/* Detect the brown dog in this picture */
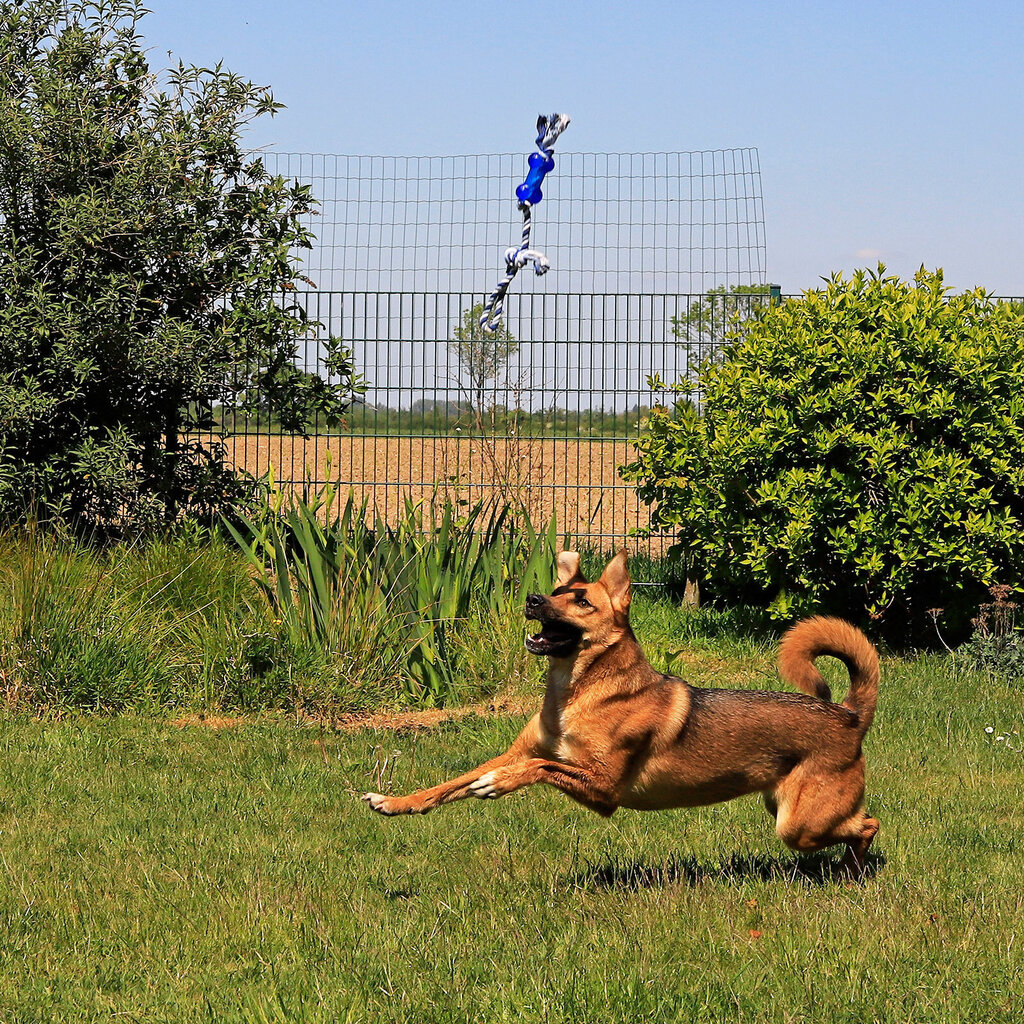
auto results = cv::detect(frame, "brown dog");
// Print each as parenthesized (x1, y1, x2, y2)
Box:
(363, 549, 880, 876)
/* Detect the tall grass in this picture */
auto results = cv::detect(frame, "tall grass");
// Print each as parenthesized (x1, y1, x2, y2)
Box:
(0, 495, 805, 715)
(0, 527, 294, 711)
(225, 482, 561, 706)
(0, 487, 563, 712)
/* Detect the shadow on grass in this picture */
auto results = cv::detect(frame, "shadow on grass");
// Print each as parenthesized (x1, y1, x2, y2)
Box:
(571, 849, 886, 890)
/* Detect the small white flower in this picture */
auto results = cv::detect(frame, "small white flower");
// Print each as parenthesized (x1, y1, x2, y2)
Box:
(985, 726, 995, 734)
(996, 736, 1005, 742)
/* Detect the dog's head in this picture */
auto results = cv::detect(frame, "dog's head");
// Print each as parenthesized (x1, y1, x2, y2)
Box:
(524, 549, 632, 658)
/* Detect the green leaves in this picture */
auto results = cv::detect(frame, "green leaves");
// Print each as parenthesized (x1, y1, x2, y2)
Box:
(226, 487, 561, 707)
(0, 0, 362, 531)
(450, 302, 519, 428)
(624, 267, 1024, 640)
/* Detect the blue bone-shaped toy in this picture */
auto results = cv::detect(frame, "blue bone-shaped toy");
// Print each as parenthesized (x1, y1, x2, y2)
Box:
(479, 113, 571, 333)
(516, 151, 555, 206)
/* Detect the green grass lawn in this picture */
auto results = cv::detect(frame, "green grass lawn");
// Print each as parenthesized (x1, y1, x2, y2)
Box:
(2, 644, 1023, 1023)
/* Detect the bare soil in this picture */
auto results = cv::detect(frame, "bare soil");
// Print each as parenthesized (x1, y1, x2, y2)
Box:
(170, 702, 532, 735)
(330, 696, 535, 733)
(170, 714, 246, 731)
(220, 433, 666, 550)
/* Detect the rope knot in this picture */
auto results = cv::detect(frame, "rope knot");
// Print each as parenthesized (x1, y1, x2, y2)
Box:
(506, 247, 550, 275)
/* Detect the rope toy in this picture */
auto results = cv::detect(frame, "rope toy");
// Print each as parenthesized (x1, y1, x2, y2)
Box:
(479, 113, 571, 333)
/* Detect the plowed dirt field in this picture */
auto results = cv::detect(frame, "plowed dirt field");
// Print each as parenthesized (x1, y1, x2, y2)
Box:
(221, 433, 665, 551)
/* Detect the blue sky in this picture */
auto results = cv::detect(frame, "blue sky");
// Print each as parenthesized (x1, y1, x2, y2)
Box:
(141, 0, 1024, 294)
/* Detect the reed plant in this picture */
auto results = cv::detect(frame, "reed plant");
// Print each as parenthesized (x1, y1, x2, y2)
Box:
(225, 475, 561, 706)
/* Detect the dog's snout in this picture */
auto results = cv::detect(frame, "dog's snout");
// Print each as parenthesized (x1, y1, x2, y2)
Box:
(525, 593, 545, 613)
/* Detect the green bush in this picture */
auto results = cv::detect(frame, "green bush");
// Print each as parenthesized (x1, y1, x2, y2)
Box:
(0, 0, 361, 533)
(957, 585, 1024, 681)
(623, 267, 1024, 640)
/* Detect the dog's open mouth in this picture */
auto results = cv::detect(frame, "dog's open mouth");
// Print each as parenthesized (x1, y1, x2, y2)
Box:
(524, 619, 582, 657)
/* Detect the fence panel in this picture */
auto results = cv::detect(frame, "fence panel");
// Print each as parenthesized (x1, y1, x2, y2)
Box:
(220, 289, 775, 556)
(223, 149, 770, 556)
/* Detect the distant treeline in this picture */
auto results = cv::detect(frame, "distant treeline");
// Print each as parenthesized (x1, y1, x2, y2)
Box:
(214, 399, 657, 438)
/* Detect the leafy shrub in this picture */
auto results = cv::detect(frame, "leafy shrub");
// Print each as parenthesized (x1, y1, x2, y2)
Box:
(0, 0, 361, 533)
(958, 585, 1024, 681)
(960, 632, 1024, 683)
(623, 267, 1024, 639)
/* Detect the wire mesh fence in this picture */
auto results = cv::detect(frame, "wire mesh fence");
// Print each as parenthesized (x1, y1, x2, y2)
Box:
(220, 288, 779, 557)
(263, 149, 767, 294)
(222, 150, 770, 557)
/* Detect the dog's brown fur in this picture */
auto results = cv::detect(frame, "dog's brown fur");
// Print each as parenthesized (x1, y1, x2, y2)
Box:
(363, 550, 880, 876)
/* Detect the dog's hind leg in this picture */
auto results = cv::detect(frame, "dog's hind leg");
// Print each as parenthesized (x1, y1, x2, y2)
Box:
(775, 802, 879, 877)
(837, 814, 880, 877)
(772, 759, 879, 877)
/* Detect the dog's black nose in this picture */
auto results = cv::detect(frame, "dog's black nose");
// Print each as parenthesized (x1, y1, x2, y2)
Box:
(525, 593, 545, 612)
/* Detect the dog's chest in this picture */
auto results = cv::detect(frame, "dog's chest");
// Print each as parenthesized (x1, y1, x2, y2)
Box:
(539, 665, 576, 759)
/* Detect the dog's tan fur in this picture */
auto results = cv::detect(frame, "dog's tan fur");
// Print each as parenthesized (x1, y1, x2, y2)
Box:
(363, 549, 880, 875)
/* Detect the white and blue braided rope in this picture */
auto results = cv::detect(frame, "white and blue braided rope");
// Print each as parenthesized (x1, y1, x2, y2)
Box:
(479, 114, 570, 334)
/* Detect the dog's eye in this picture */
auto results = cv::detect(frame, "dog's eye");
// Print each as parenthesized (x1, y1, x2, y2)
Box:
(576, 595, 591, 608)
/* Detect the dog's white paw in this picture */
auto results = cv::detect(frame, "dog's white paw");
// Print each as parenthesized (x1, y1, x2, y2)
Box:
(470, 771, 501, 799)
(362, 791, 400, 815)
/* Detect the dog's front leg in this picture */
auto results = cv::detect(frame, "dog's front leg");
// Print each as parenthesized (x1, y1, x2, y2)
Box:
(469, 758, 622, 817)
(362, 716, 548, 816)
(362, 750, 526, 815)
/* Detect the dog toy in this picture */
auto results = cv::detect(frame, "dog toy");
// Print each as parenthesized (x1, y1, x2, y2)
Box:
(479, 113, 571, 333)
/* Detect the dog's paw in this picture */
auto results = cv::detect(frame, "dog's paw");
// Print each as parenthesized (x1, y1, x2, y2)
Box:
(362, 792, 432, 815)
(469, 771, 503, 799)
(362, 792, 402, 815)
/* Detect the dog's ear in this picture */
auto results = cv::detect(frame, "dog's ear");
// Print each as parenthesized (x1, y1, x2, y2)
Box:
(556, 551, 587, 587)
(599, 548, 631, 614)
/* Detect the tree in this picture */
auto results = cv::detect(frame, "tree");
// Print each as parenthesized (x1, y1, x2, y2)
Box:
(670, 284, 772, 384)
(624, 268, 1024, 641)
(450, 303, 518, 428)
(0, 0, 362, 531)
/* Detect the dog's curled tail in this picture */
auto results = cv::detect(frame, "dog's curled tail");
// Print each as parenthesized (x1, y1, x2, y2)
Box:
(777, 616, 879, 734)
